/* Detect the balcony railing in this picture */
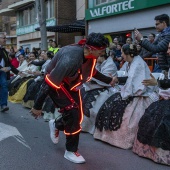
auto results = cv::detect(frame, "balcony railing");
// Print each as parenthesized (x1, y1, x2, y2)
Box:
(16, 18, 56, 35)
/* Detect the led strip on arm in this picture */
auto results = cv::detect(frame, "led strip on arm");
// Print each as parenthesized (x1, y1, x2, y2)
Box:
(87, 59, 97, 82)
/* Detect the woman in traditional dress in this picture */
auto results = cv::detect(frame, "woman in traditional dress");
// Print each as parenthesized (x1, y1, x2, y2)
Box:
(94, 44, 159, 149)
(22, 51, 53, 109)
(8, 52, 39, 103)
(81, 53, 118, 134)
(132, 42, 170, 165)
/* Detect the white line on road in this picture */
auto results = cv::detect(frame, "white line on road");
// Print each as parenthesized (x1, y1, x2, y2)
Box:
(0, 123, 31, 150)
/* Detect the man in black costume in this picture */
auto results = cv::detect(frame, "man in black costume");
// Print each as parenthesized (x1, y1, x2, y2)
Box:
(30, 32, 117, 163)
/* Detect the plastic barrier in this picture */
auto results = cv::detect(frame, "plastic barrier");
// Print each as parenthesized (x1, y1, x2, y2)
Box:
(151, 73, 165, 80)
(144, 58, 158, 72)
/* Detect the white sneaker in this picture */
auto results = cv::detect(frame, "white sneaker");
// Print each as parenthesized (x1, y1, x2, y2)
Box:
(64, 150, 86, 164)
(49, 119, 59, 144)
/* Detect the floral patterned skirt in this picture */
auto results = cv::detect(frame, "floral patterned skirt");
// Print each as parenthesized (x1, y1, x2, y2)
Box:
(94, 93, 152, 149)
(133, 100, 170, 165)
(81, 87, 115, 134)
(133, 138, 170, 165)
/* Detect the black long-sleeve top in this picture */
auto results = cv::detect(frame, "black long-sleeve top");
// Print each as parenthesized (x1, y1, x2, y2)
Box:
(158, 79, 170, 89)
(0, 48, 19, 79)
(93, 70, 127, 85)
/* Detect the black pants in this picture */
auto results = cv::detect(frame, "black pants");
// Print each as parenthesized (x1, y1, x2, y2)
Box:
(34, 81, 80, 152)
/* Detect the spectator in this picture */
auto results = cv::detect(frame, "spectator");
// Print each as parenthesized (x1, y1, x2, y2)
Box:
(9, 53, 19, 68)
(16, 46, 25, 57)
(135, 14, 170, 75)
(17, 54, 28, 72)
(115, 43, 123, 62)
(22, 51, 54, 109)
(94, 44, 158, 149)
(8, 52, 39, 103)
(9, 46, 16, 56)
(136, 44, 142, 55)
(0, 32, 19, 112)
(148, 33, 155, 43)
(48, 39, 53, 51)
(32, 47, 38, 58)
(139, 33, 156, 58)
(81, 52, 117, 134)
(25, 47, 30, 58)
(126, 37, 133, 45)
(113, 37, 119, 46)
(52, 41, 60, 54)
(109, 50, 120, 70)
(109, 43, 117, 53)
(133, 42, 170, 165)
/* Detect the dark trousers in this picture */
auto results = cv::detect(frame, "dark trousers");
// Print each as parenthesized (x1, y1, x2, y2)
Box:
(0, 71, 8, 107)
(34, 81, 80, 152)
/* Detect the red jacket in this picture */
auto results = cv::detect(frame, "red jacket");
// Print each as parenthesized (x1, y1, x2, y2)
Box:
(10, 58, 19, 68)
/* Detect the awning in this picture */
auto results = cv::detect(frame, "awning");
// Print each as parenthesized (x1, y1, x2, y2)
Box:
(35, 20, 85, 34)
(0, 8, 15, 16)
(8, 0, 35, 10)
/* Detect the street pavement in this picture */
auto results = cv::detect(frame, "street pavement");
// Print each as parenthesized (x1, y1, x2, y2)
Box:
(0, 102, 169, 170)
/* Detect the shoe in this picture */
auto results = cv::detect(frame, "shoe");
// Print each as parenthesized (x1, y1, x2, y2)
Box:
(64, 150, 86, 164)
(1, 106, 9, 112)
(49, 119, 59, 144)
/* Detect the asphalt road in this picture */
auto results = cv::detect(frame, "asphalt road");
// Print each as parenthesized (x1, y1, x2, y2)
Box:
(0, 102, 169, 170)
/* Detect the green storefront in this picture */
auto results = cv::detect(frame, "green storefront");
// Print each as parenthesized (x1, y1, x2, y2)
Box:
(85, 0, 170, 42)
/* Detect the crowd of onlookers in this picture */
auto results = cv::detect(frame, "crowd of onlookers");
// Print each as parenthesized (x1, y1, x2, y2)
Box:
(5, 13, 170, 166)
(107, 35, 159, 71)
(6, 33, 166, 127)
(7, 36, 158, 109)
(0, 12, 169, 165)
(7, 39, 62, 120)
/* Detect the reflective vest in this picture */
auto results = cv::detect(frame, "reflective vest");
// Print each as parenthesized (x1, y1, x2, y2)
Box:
(53, 48, 60, 54)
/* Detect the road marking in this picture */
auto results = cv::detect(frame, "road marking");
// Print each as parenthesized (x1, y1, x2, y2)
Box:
(0, 123, 31, 150)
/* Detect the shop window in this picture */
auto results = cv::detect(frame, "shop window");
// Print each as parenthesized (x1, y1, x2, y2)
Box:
(23, 10, 29, 26)
(108, 0, 117, 2)
(95, 0, 107, 6)
(95, 0, 117, 6)
(30, 7, 36, 24)
(18, 1, 54, 27)
(19, 5, 37, 27)
(4, 23, 10, 35)
(46, 0, 54, 19)
(45, 1, 48, 19)
(22, 44, 31, 51)
(19, 11, 25, 26)
(49, 0, 54, 18)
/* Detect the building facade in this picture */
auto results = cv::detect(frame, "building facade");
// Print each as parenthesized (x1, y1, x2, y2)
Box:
(0, 0, 84, 51)
(0, 0, 21, 50)
(86, 0, 170, 43)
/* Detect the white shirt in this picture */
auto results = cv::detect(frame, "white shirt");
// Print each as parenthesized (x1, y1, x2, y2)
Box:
(0, 58, 5, 67)
(0, 45, 5, 67)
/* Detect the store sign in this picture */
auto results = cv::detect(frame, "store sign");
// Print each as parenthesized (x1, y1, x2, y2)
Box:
(16, 18, 56, 35)
(86, 0, 170, 20)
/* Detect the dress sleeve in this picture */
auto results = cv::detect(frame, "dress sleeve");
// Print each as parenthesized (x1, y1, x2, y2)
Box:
(158, 79, 170, 89)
